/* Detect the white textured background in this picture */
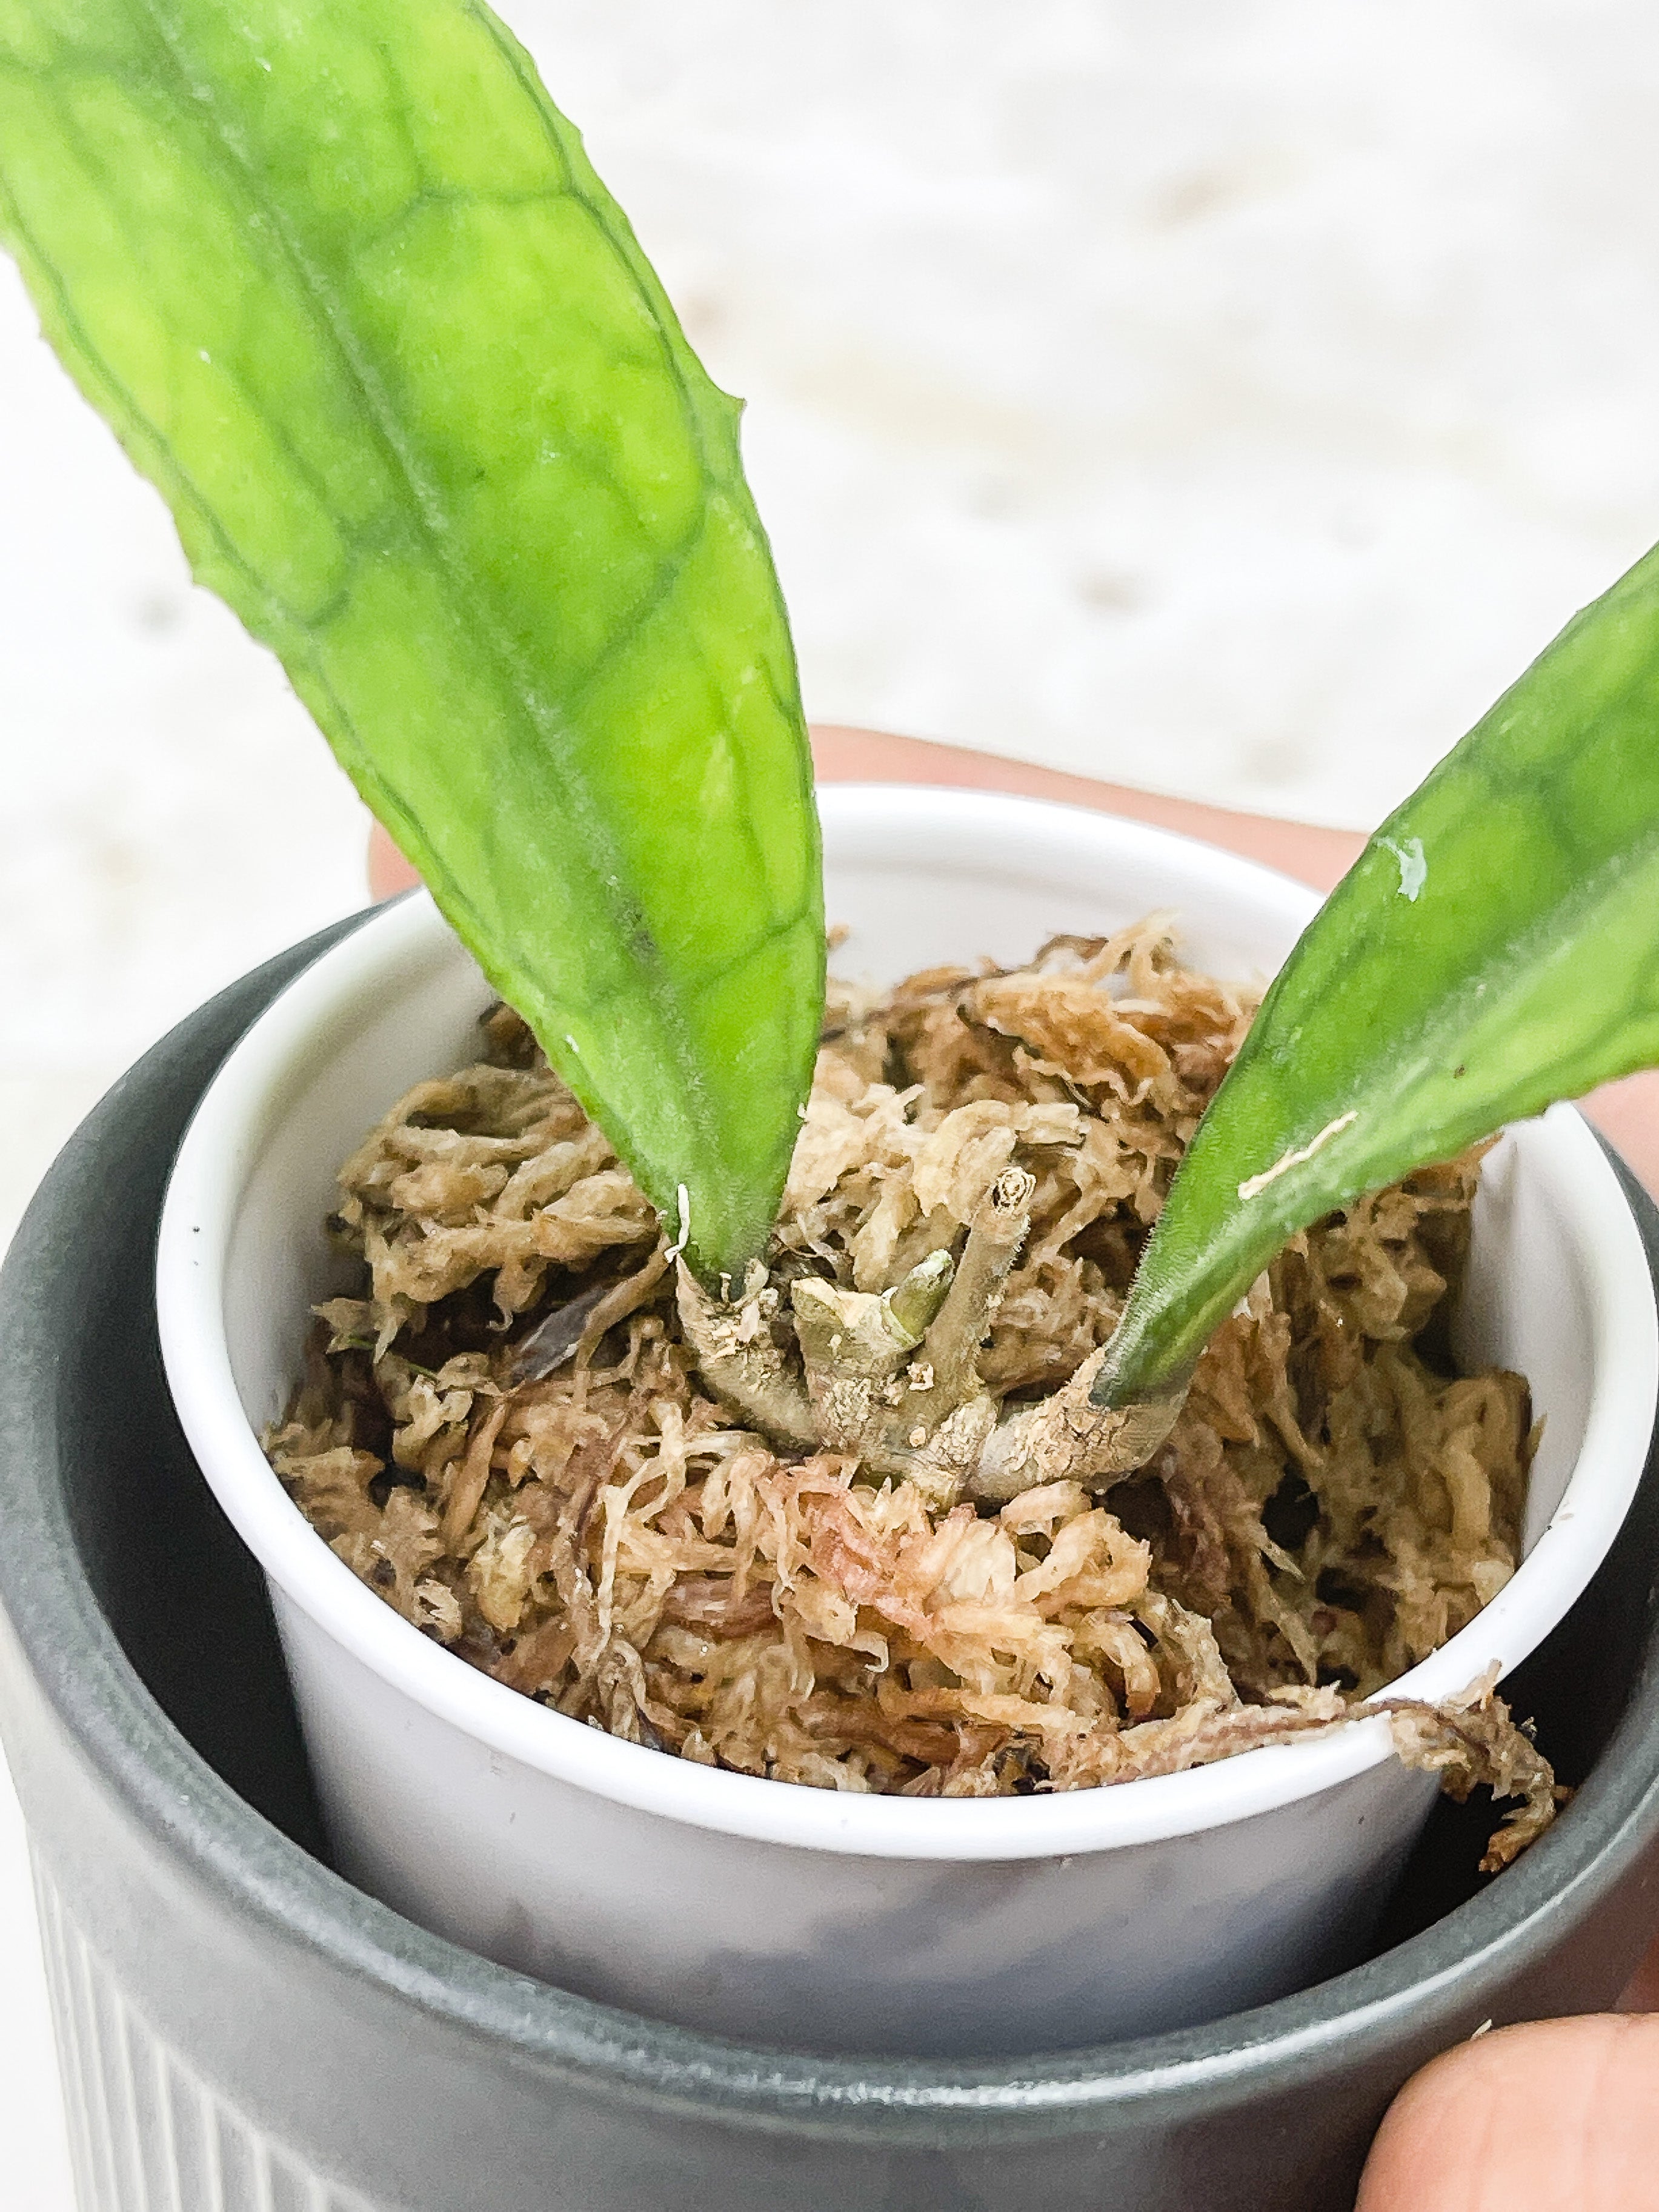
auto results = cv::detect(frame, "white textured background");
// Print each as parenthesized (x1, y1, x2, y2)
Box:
(7, 4, 1659, 2200)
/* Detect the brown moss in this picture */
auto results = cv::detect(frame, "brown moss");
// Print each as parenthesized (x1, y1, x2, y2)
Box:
(265, 921, 1557, 1851)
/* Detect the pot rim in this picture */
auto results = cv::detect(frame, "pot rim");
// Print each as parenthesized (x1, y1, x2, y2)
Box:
(156, 786, 1659, 1860)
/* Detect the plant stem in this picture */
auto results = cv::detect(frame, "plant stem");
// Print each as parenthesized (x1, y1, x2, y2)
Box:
(859, 1168, 1036, 1502)
(674, 1263, 818, 1451)
(917, 1168, 1035, 1410)
(968, 1350, 1185, 1503)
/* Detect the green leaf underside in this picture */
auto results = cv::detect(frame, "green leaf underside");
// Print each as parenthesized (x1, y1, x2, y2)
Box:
(1099, 538, 1659, 1406)
(0, 0, 823, 1281)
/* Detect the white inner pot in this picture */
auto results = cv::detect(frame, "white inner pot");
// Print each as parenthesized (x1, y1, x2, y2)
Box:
(157, 786, 1659, 2056)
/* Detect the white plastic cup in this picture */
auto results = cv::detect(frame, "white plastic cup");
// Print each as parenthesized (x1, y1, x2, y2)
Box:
(156, 787, 1658, 2056)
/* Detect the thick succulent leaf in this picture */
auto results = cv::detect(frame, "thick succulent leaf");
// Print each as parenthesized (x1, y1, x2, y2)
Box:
(0, 0, 823, 1282)
(1097, 539, 1659, 1407)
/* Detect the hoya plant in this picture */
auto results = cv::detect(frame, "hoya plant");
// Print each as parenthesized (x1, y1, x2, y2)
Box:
(4, 0, 1659, 1503)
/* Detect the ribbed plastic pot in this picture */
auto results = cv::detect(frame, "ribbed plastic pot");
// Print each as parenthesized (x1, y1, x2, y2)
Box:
(4, 909, 1659, 2212)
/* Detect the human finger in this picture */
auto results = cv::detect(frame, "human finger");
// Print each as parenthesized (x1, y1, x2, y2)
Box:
(1357, 2014, 1659, 2211)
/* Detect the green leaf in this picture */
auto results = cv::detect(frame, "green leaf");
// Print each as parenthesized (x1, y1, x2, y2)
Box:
(1097, 537, 1659, 1408)
(0, 0, 823, 1283)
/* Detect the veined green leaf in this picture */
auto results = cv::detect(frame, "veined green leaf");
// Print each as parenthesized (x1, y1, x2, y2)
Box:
(1097, 539, 1659, 1409)
(0, 0, 823, 1283)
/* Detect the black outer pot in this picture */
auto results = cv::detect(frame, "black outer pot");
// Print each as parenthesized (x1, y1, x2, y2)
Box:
(4, 917, 1659, 2212)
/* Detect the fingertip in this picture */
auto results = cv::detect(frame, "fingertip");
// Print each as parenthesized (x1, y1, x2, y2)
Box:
(1358, 2014, 1659, 2211)
(367, 820, 421, 900)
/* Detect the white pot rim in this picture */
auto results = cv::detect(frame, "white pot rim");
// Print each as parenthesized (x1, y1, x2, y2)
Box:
(156, 786, 1659, 1861)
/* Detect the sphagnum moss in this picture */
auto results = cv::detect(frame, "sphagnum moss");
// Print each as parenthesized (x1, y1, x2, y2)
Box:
(268, 922, 1558, 1865)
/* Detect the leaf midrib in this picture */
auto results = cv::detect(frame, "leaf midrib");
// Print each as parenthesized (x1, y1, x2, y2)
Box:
(125, 0, 740, 1146)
